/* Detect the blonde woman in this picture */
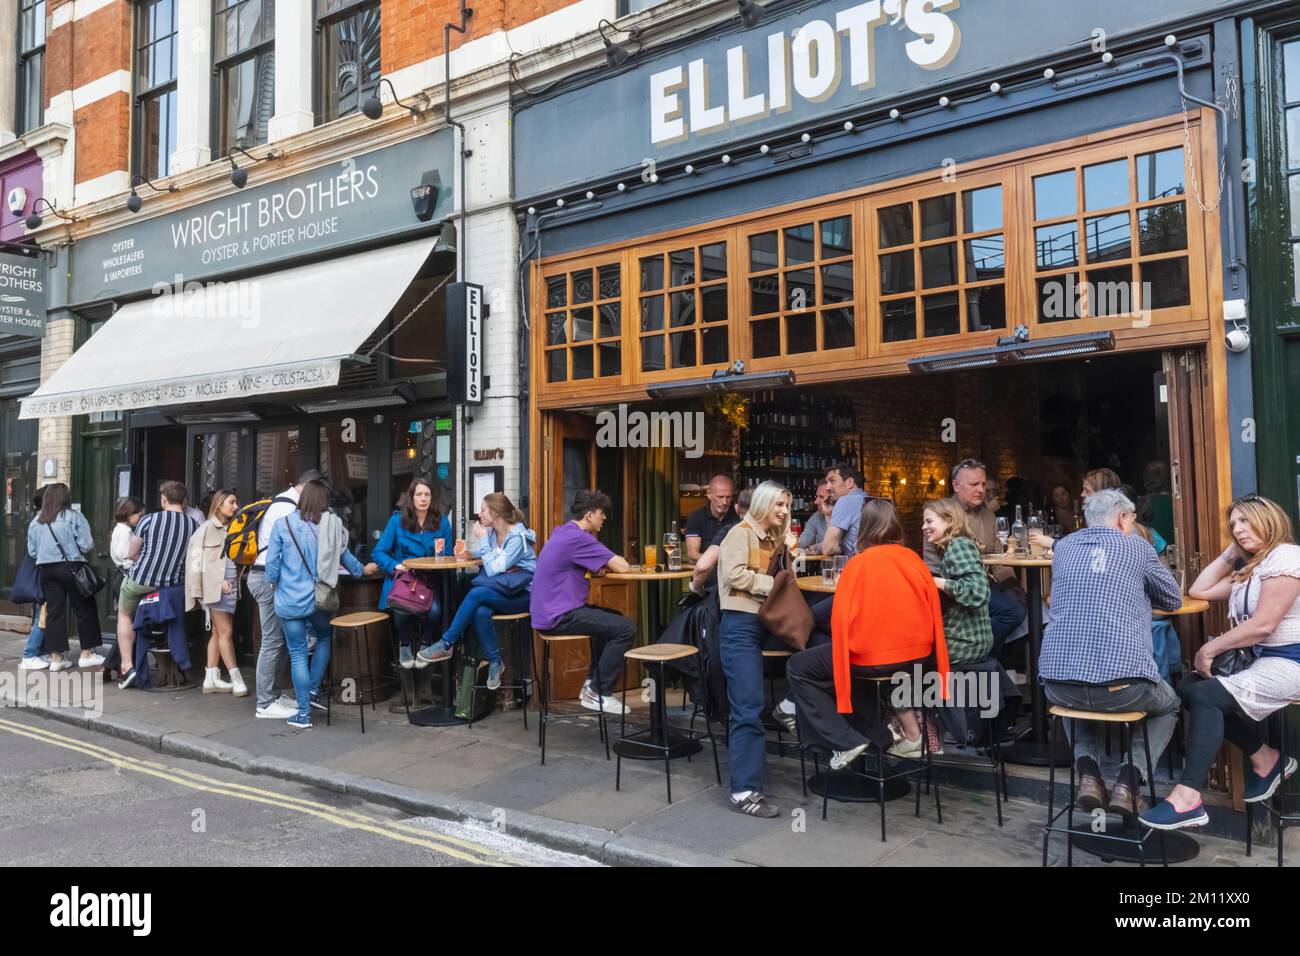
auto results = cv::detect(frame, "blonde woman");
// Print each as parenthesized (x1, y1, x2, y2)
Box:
(1141, 495, 1300, 831)
(186, 490, 247, 696)
(717, 480, 800, 818)
(922, 499, 992, 666)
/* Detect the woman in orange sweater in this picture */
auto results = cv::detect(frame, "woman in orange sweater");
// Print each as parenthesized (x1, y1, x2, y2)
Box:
(787, 499, 950, 770)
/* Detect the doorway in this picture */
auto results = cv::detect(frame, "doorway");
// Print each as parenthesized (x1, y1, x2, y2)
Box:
(0, 399, 37, 608)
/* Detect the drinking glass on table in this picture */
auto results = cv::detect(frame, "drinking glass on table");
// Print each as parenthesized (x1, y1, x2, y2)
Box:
(434, 537, 445, 557)
(822, 565, 836, 589)
(643, 544, 658, 569)
(996, 516, 1010, 554)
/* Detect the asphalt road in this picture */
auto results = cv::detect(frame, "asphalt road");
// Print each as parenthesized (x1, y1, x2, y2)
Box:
(0, 710, 600, 868)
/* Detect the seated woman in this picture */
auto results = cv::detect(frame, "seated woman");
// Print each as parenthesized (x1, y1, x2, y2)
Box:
(922, 498, 992, 665)
(1140, 494, 1300, 830)
(787, 498, 950, 770)
(364, 478, 454, 669)
(418, 493, 536, 690)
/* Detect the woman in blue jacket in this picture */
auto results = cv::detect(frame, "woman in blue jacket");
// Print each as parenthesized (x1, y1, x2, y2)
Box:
(419, 493, 536, 690)
(365, 477, 454, 669)
(265, 480, 365, 729)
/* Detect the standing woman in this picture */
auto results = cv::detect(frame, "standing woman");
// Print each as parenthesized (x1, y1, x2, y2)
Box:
(265, 479, 365, 729)
(110, 497, 145, 610)
(420, 492, 536, 689)
(717, 480, 800, 819)
(27, 483, 104, 670)
(186, 490, 247, 697)
(922, 498, 993, 665)
(1141, 494, 1300, 830)
(364, 478, 454, 669)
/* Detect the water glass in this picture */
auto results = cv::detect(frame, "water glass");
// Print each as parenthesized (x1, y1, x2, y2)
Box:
(434, 537, 445, 557)
(822, 566, 837, 589)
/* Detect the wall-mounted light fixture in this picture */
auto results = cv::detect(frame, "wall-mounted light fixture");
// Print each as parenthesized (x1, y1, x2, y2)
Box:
(361, 76, 428, 121)
(737, 0, 764, 28)
(228, 145, 282, 189)
(597, 19, 640, 68)
(25, 198, 78, 231)
(126, 173, 178, 214)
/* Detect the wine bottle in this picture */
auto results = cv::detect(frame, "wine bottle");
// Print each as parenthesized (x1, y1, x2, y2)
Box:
(1012, 506, 1027, 552)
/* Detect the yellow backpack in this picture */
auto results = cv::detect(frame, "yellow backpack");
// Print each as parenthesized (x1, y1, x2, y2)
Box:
(224, 495, 294, 565)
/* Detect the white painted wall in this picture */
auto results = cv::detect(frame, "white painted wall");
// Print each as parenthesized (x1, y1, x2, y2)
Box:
(269, 0, 314, 142)
(172, 0, 213, 172)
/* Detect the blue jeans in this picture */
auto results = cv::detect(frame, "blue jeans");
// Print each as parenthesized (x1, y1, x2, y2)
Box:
(393, 597, 443, 648)
(22, 604, 43, 658)
(282, 610, 335, 721)
(719, 610, 769, 794)
(442, 586, 531, 663)
(989, 588, 1027, 646)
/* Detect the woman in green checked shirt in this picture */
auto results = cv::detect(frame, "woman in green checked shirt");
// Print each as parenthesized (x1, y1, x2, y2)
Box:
(922, 499, 994, 664)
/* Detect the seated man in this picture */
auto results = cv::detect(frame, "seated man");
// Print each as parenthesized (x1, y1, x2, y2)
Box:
(805, 462, 867, 558)
(798, 480, 834, 550)
(1039, 489, 1182, 819)
(684, 474, 736, 563)
(530, 489, 635, 716)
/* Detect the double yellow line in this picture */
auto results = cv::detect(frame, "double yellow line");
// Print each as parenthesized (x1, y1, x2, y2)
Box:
(0, 716, 520, 867)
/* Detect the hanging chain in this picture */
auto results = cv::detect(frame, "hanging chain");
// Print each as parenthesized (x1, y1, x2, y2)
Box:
(1180, 70, 1238, 214)
(364, 272, 453, 360)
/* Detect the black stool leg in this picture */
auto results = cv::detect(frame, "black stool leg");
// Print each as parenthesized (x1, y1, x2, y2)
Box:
(517, 622, 530, 731)
(616, 658, 628, 793)
(1121, 722, 1143, 868)
(659, 662, 673, 804)
(540, 639, 549, 765)
(930, 711, 942, 824)
(818, 753, 829, 821)
(1043, 716, 1058, 868)
(1066, 718, 1077, 868)
(988, 718, 1004, 828)
(326, 633, 333, 728)
(592, 637, 610, 761)
(1140, 719, 1166, 867)
(358, 626, 370, 735)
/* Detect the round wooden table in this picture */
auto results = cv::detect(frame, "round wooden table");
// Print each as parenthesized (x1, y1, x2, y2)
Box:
(796, 574, 836, 594)
(1154, 597, 1209, 617)
(401, 556, 482, 725)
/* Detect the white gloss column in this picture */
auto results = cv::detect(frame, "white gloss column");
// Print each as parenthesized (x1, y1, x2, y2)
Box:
(268, 0, 313, 142)
(171, 0, 213, 171)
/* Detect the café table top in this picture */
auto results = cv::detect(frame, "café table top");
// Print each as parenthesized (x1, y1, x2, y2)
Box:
(796, 575, 836, 594)
(605, 567, 694, 581)
(1154, 597, 1210, 617)
(799, 553, 828, 562)
(404, 556, 482, 571)
(981, 554, 1053, 569)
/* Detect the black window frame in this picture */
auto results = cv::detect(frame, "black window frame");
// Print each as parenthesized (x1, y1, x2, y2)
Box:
(16, 0, 45, 135)
(314, 0, 381, 125)
(211, 0, 276, 158)
(616, 0, 663, 16)
(132, 0, 178, 180)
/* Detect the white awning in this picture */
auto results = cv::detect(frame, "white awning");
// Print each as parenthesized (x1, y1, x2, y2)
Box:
(20, 236, 437, 419)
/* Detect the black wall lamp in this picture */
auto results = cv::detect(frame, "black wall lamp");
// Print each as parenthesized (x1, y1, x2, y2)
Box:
(228, 145, 282, 189)
(597, 20, 640, 67)
(126, 173, 178, 214)
(738, 0, 764, 28)
(25, 197, 78, 231)
(361, 77, 429, 121)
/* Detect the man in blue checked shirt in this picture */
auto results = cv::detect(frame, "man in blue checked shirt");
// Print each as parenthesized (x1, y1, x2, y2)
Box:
(1040, 488, 1183, 820)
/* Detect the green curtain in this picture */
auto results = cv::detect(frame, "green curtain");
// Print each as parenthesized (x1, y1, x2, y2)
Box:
(634, 445, 680, 645)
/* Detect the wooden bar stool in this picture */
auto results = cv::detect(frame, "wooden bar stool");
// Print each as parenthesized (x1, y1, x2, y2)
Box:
(326, 611, 392, 734)
(1246, 700, 1300, 867)
(537, 633, 609, 765)
(616, 643, 720, 803)
(1042, 704, 1166, 867)
(465, 612, 536, 730)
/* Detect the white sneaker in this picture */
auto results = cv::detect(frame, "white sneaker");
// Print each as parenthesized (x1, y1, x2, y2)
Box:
(830, 742, 871, 771)
(78, 653, 106, 668)
(202, 667, 233, 694)
(581, 687, 630, 716)
(887, 735, 925, 759)
(18, 656, 49, 671)
(48, 657, 73, 672)
(256, 699, 298, 719)
(228, 669, 249, 698)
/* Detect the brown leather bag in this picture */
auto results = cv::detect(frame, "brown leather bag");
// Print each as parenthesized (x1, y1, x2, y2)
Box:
(758, 544, 815, 650)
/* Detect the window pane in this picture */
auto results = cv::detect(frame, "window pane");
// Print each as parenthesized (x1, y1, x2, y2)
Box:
(786, 269, 814, 311)
(1294, 244, 1300, 303)
(669, 331, 696, 367)
(820, 217, 852, 258)
(1034, 170, 1076, 220)
(1288, 41, 1300, 104)
(700, 242, 727, 281)
(1141, 258, 1190, 309)
(1288, 108, 1300, 169)
(919, 195, 956, 241)
(1138, 202, 1188, 255)
(319, 4, 381, 121)
(784, 223, 815, 265)
(598, 303, 620, 338)
(964, 235, 1004, 281)
(820, 262, 853, 304)
(879, 251, 915, 295)
(962, 186, 1002, 232)
(749, 232, 778, 271)
(218, 50, 275, 153)
(546, 276, 567, 308)
(572, 269, 593, 304)
(701, 326, 728, 365)
(1136, 147, 1185, 201)
(572, 345, 594, 379)
(749, 277, 779, 316)
(1037, 275, 1078, 323)
(641, 336, 665, 372)
(1036, 222, 1078, 270)
(547, 350, 566, 382)
(599, 344, 621, 377)
(922, 292, 960, 337)
(701, 285, 727, 323)
(878, 203, 914, 247)
(965, 285, 1006, 332)
(640, 296, 664, 332)
(751, 319, 780, 358)
(822, 308, 854, 350)
(670, 291, 695, 327)
(786, 313, 816, 353)
(921, 242, 957, 289)
(669, 248, 695, 285)
(640, 255, 664, 292)
(597, 264, 620, 299)
(1083, 159, 1129, 211)
(1290, 175, 1300, 238)
(140, 88, 178, 179)
(571, 307, 593, 341)
(546, 312, 566, 345)
(1085, 213, 1131, 263)
(882, 300, 917, 342)
(1085, 266, 1134, 317)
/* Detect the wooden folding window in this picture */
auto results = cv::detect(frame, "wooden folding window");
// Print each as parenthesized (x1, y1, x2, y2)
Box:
(636, 238, 731, 378)
(542, 260, 623, 385)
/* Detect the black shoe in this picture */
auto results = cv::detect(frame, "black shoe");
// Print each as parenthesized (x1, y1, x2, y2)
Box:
(117, 668, 138, 690)
(730, 792, 780, 818)
(309, 692, 328, 713)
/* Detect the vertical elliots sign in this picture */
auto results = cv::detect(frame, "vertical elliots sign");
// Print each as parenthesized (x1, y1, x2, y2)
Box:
(446, 282, 484, 404)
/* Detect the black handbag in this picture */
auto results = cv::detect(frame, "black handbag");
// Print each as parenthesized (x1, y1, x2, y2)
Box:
(48, 521, 105, 600)
(1212, 575, 1256, 678)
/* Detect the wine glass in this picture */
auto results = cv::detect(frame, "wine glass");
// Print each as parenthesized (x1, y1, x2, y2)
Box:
(996, 516, 1010, 554)
(662, 532, 680, 571)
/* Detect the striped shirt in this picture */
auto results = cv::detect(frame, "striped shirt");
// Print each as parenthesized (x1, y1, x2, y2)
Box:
(131, 510, 198, 588)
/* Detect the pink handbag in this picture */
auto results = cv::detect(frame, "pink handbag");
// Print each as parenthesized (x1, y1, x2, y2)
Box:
(386, 570, 434, 615)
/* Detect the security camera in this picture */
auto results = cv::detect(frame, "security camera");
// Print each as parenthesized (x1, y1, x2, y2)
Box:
(1226, 327, 1251, 353)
